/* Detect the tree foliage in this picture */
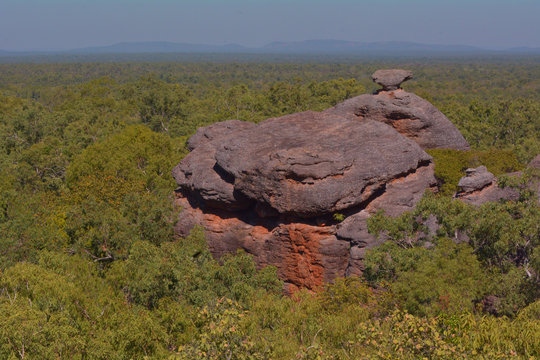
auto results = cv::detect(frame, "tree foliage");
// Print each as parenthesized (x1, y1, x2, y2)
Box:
(0, 58, 539, 358)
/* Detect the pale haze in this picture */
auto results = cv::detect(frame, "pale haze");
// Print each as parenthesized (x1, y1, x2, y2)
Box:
(1, 0, 539, 51)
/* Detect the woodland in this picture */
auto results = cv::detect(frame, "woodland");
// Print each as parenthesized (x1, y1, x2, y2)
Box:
(0, 56, 539, 359)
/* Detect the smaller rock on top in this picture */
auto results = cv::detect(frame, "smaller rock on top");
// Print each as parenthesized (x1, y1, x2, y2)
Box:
(372, 69, 413, 91)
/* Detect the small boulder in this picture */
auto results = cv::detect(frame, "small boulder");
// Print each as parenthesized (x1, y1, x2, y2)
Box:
(455, 166, 520, 206)
(372, 69, 413, 91)
(336, 211, 375, 246)
(457, 166, 495, 193)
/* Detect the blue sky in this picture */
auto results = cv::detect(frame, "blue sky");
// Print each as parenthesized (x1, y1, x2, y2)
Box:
(1, 0, 539, 51)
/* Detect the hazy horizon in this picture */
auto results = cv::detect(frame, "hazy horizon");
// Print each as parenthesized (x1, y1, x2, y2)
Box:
(1, 0, 539, 52)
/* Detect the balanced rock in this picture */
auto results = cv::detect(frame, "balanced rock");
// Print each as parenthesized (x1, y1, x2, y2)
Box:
(173, 109, 437, 290)
(372, 69, 413, 91)
(325, 70, 470, 150)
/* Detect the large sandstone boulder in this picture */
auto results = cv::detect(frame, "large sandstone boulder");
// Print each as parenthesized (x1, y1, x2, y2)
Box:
(173, 110, 437, 291)
(325, 70, 470, 150)
(213, 111, 431, 217)
(171, 70, 484, 290)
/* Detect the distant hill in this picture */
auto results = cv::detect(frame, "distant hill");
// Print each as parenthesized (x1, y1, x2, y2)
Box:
(262, 40, 485, 54)
(72, 40, 488, 55)
(70, 41, 249, 54)
(1, 40, 540, 57)
(506, 46, 540, 54)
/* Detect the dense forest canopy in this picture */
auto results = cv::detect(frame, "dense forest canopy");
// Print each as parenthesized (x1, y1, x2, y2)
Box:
(0, 56, 539, 359)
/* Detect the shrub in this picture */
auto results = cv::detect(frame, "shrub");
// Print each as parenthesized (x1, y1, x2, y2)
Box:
(427, 149, 523, 196)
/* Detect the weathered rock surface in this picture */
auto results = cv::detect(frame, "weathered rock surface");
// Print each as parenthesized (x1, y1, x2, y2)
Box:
(372, 69, 413, 91)
(336, 211, 386, 277)
(325, 69, 469, 151)
(174, 108, 437, 290)
(337, 162, 437, 275)
(213, 111, 432, 218)
(326, 90, 470, 150)
(173, 120, 257, 210)
(172, 143, 250, 210)
(174, 195, 349, 293)
(456, 182, 520, 206)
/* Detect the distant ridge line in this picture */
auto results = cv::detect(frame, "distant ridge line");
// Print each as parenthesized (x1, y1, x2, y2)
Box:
(1, 40, 540, 56)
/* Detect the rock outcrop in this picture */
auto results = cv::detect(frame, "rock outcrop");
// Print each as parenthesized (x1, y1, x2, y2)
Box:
(174, 115, 436, 290)
(325, 71, 470, 151)
(171, 69, 475, 291)
(454, 166, 519, 206)
(455, 156, 540, 206)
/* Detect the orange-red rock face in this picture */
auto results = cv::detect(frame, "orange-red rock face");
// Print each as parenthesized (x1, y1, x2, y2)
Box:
(174, 160, 436, 291)
(174, 194, 349, 291)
